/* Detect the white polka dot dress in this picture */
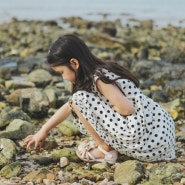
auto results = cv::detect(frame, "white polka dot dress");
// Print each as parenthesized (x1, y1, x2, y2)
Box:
(71, 69, 176, 162)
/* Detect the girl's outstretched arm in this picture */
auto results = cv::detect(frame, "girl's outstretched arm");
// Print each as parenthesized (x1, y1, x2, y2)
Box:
(24, 102, 71, 150)
(96, 79, 135, 116)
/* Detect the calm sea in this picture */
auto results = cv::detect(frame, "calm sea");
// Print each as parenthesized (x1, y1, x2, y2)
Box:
(0, 0, 185, 28)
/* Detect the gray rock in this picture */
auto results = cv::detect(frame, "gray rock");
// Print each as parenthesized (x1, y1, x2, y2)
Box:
(92, 163, 109, 171)
(57, 120, 80, 136)
(60, 157, 69, 167)
(0, 67, 11, 80)
(114, 160, 145, 185)
(58, 170, 75, 183)
(151, 90, 169, 102)
(27, 69, 52, 87)
(19, 88, 50, 118)
(0, 106, 31, 129)
(44, 84, 71, 108)
(139, 19, 154, 30)
(23, 168, 55, 183)
(0, 119, 35, 140)
(51, 148, 80, 162)
(0, 161, 21, 178)
(98, 178, 118, 185)
(36, 157, 54, 166)
(99, 22, 117, 37)
(176, 131, 185, 142)
(132, 60, 161, 80)
(6, 88, 49, 118)
(17, 56, 48, 74)
(164, 46, 185, 64)
(44, 86, 57, 108)
(43, 179, 57, 185)
(142, 181, 163, 185)
(5, 80, 35, 90)
(148, 163, 185, 184)
(161, 98, 185, 120)
(165, 79, 185, 99)
(0, 138, 16, 168)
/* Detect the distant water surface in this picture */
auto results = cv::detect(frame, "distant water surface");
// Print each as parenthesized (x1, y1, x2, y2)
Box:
(0, 0, 185, 27)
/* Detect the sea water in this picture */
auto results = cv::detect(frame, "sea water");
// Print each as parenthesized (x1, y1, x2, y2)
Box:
(0, 0, 185, 27)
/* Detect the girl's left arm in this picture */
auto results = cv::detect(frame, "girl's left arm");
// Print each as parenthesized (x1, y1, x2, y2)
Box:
(96, 79, 135, 116)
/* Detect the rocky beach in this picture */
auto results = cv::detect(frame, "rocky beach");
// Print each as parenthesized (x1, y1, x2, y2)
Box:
(0, 15, 185, 185)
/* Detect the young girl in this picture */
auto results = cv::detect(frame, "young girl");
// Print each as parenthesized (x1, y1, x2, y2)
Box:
(24, 34, 176, 164)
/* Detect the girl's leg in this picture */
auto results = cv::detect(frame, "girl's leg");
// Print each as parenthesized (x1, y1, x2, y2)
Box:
(71, 100, 112, 157)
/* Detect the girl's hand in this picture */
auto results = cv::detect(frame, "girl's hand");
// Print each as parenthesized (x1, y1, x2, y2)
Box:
(23, 102, 71, 150)
(23, 129, 47, 150)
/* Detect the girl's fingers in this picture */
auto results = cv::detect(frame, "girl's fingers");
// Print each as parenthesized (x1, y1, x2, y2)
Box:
(40, 140, 45, 148)
(34, 141, 39, 150)
(26, 140, 33, 150)
(23, 135, 33, 143)
(25, 135, 33, 140)
(24, 135, 44, 150)
(26, 139, 37, 150)
(37, 142, 42, 149)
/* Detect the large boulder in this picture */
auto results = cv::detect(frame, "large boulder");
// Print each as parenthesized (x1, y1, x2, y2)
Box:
(0, 106, 31, 129)
(0, 161, 21, 178)
(148, 163, 185, 184)
(114, 160, 145, 185)
(0, 119, 35, 140)
(27, 69, 52, 87)
(0, 67, 12, 80)
(0, 138, 17, 168)
(57, 120, 80, 137)
(165, 79, 185, 99)
(6, 88, 49, 118)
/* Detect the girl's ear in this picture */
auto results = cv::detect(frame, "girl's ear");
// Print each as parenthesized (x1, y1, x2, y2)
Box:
(70, 58, 79, 70)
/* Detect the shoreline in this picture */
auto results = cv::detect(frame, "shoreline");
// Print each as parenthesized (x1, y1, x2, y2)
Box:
(1, 0, 185, 29)
(1, 14, 185, 29)
(0, 9, 185, 29)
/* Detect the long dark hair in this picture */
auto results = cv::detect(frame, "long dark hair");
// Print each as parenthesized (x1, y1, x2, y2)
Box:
(47, 34, 139, 93)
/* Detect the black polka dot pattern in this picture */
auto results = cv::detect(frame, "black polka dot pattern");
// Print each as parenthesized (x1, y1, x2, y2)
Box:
(72, 69, 176, 162)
